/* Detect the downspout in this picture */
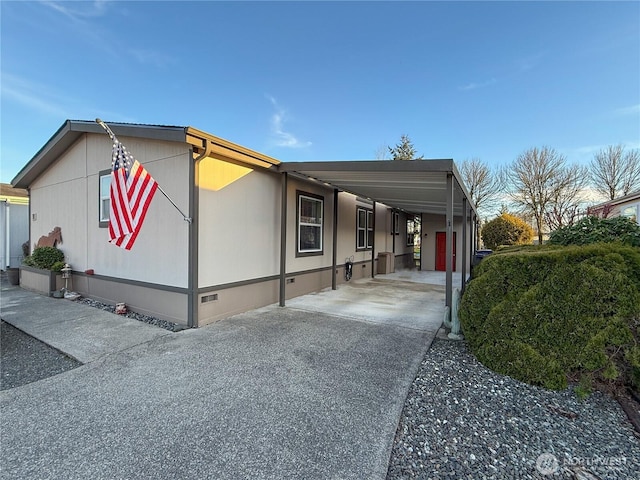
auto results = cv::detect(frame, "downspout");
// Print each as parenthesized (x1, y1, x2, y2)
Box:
(188, 138, 213, 328)
(3, 200, 9, 268)
(371, 201, 376, 278)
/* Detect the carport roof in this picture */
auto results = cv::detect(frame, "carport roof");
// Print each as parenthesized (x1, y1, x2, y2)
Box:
(279, 160, 478, 217)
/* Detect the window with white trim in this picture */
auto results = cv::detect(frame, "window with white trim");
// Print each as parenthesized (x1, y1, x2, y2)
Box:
(407, 218, 415, 246)
(99, 170, 111, 227)
(621, 204, 639, 224)
(392, 212, 399, 235)
(297, 192, 323, 254)
(357, 207, 373, 250)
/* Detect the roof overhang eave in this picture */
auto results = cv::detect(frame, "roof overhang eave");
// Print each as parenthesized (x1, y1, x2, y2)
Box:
(279, 160, 479, 217)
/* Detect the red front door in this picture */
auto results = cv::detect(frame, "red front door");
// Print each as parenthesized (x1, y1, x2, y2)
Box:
(435, 231, 456, 271)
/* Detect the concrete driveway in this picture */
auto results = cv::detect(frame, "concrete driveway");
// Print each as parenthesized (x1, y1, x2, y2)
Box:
(1, 272, 444, 480)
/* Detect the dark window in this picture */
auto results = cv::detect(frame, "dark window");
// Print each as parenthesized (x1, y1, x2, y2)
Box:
(297, 192, 323, 255)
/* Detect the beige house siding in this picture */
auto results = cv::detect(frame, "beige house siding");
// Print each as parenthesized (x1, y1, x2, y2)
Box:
(198, 160, 281, 288)
(29, 133, 191, 288)
(420, 213, 469, 272)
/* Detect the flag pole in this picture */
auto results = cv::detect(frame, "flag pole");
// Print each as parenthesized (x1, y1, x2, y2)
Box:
(96, 119, 192, 223)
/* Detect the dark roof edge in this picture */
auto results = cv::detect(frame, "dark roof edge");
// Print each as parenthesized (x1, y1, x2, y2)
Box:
(12, 120, 188, 188)
(589, 189, 640, 209)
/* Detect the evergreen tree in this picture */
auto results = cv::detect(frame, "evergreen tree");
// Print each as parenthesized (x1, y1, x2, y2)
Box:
(388, 134, 423, 160)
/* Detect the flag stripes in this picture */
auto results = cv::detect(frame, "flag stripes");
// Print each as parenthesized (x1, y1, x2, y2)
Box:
(107, 133, 158, 250)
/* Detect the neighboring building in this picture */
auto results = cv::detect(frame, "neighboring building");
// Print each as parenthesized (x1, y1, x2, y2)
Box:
(11, 120, 478, 328)
(0, 183, 29, 268)
(587, 190, 640, 224)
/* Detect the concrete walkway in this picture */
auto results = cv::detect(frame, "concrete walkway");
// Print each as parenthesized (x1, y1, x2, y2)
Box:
(0, 271, 445, 480)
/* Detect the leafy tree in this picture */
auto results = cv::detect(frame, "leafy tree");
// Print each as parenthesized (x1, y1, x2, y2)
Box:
(388, 134, 423, 160)
(506, 146, 586, 244)
(481, 213, 534, 250)
(590, 145, 640, 200)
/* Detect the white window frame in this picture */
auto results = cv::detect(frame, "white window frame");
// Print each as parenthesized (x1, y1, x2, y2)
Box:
(407, 218, 415, 246)
(99, 170, 111, 227)
(621, 203, 639, 224)
(392, 212, 400, 235)
(356, 207, 374, 250)
(297, 193, 323, 255)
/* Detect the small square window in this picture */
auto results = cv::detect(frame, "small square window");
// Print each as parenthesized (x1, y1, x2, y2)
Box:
(99, 170, 111, 227)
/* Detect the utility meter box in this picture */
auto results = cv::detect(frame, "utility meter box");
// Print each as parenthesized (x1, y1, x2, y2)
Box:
(377, 252, 395, 274)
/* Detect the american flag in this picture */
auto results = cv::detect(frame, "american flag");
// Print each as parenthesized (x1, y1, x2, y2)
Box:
(108, 135, 158, 250)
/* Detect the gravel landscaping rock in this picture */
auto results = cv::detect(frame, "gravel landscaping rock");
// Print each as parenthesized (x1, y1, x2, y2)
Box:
(73, 297, 181, 332)
(1, 321, 81, 390)
(386, 338, 640, 479)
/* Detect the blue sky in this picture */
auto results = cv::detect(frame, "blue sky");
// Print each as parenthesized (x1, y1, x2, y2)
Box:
(2, 1, 639, 185)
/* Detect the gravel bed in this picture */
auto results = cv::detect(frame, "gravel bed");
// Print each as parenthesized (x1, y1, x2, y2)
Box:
(73, 297, 182, 332)
(386, 338, 640, 479)
(1, 320, 81, 390)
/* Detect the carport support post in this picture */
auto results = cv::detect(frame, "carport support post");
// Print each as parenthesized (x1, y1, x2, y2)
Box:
(391, 209, 396, 254)
(279, 172, 288, 307)
(445, 173, 453, 308)
(461, 197, 467, 293)
(332, 189, 338, 290)
(371, 201, 376, 278)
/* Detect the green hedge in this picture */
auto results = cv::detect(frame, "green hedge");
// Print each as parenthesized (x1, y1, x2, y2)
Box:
(459, 243, 640, 396)
(23, 246, 64, 270)
(549, 216, 640, 247)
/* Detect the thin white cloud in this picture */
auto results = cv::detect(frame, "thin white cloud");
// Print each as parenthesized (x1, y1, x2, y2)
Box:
(266, 95, 311, 149)
(1, 72, 131, 122)
(40, 0, 109, 21)
(459, 78, 497, 91)
(1, 73, 70, 117)
(41, 1, 173, 68)
(128, 49, 175, 68)
(516, 52, 545, 72)
(614, 104, 640, 116)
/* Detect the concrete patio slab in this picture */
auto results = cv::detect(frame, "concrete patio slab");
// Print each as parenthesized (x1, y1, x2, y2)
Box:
(1, 284, 171, 363)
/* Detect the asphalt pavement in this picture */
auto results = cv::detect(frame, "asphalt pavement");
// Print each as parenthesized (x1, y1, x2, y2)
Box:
(0, 273, 442, 480)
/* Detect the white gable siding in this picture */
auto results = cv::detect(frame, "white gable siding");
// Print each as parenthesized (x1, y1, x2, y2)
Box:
(29, 133, 191, 288)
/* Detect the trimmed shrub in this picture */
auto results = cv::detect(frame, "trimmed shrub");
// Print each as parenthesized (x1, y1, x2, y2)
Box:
(25, 246, 65, 270)
(549, 215, 640, 247)
(459, 243, 640, 396)
(50, 261, 66, 273)
(481, 213, 534, 250)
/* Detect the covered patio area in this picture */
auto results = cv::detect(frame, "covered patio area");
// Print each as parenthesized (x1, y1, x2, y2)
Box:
(284, 269, 464, 332)
(278, 160, 479, 309)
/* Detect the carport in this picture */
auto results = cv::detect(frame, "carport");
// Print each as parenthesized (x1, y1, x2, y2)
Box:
(277, 160, 479, 309)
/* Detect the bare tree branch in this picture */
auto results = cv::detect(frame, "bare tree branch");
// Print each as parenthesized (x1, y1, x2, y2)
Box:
(543, 164, 589, 230)
(459, 158, 502, 216)
(590, 145, 640, 200)
(374, 144, 389, 160)
(506, 146, 578, 244)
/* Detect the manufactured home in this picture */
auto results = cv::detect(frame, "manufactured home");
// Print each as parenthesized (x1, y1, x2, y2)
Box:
(588, 190, 640, 224)
(12, 120, 479, 328)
